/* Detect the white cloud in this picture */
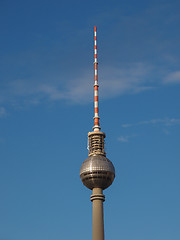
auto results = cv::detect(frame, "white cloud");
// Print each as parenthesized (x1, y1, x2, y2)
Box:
(122, 118, 180, 128)
(0, 107, 7, 118)
(164, 71, 180, 84)
(117, 136, 129, 142)
(162, 128, 170, 135)
(38, 84, 66, 100)
(117, 135, 136, 143)
(0, 62, 154, 107)
(2, 64, 180, 108)
(100, 63, 153, 98)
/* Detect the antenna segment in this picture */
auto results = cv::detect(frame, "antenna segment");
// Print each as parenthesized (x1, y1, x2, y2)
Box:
(93, 26, 100, 132)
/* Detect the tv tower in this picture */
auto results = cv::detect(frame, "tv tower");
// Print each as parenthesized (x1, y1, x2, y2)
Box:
(80, 26, 115, 240)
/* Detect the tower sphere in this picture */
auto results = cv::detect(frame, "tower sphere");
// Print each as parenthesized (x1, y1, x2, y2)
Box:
(80, 155, 115, 190)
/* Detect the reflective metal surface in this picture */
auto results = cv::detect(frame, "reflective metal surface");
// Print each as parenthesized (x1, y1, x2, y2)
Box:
(80, 155, 115, 190)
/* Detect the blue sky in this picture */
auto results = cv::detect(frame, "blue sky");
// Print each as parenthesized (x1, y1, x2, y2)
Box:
(0, 0, 180, 239)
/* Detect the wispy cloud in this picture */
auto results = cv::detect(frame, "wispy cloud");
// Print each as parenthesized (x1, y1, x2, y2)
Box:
(122, 118, 180, 128)
(1, 62, 180, 109)
(163, 71, 180, 84)
(0, 62, 154, 107)
(38, 84, 66, 100)
(101, 63, 153, 98)
(162, 128, 170, 135)
(117, 135, 136, 143)
(0, 137, 5, 143)
(0, 107, 7, 118)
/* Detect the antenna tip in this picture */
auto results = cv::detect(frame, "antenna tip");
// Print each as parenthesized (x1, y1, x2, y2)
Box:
(94, 26, 97, 31)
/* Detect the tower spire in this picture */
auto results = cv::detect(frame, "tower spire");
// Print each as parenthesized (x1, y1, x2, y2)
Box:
(93, 26, 100, 132)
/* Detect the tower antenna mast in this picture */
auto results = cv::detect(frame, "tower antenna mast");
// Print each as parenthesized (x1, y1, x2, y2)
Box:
(93, 26, 100, 132)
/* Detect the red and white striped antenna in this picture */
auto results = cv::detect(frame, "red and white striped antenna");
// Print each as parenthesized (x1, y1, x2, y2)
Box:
(93, 26, 101, 132)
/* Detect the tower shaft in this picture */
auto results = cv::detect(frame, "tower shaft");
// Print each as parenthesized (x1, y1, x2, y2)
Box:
(91, 188, 105, 240)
